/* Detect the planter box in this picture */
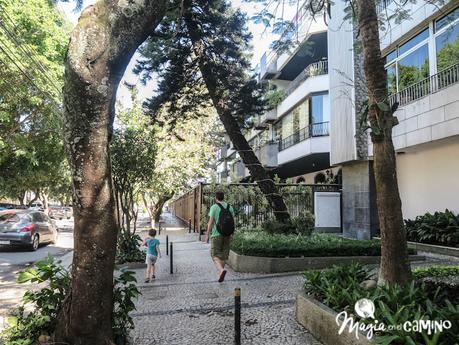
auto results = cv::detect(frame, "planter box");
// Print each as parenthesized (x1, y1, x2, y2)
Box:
(296, 292, 375, 345)
(375, 237, 459, 257)
(228, 250, 425, 273)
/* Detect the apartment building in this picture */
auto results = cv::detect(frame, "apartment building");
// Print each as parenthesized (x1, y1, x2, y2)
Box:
(216, 5, 339, 185)
(215, 0, 459, 239)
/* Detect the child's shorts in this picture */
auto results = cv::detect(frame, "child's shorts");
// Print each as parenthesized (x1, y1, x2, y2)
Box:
(145, 254, 158, 265)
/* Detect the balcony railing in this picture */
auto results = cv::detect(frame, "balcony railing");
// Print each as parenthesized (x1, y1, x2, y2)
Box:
(287, 59, 328, 95)
(389, 63, 459, 107)
(376, 0, 395, 14)
(279, 121, 329, 151)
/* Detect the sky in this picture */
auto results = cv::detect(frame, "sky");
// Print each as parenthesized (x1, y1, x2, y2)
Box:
(57, 0, 296, 108)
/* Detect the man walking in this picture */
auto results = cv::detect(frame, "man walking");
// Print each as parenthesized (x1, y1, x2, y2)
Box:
(205, 191, 235, 282)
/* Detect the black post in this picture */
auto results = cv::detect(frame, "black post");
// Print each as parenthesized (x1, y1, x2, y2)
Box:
(169, 242, 173, 274)
(188, 218, 191, 233)
(234, 288, 241, 345)
(166, 235, 169, 256)
(158, 222, 161, 235)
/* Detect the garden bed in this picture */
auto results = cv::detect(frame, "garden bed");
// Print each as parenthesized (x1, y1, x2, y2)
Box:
(297, 264, 459, 345)
(230, 231, 416, 258)
(228, 232, 422, 273)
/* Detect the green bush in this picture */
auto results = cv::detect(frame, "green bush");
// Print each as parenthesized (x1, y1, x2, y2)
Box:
(405, 209, 459, 247)
(261, 211, 315, 236)
(304, 263, 459, 345)
(413, 265, 459, 279)
(117, 230, 145, 264)
(230, 231, 414, 257)
(292, 211, 315, 236)
(1, 256, 140, 345)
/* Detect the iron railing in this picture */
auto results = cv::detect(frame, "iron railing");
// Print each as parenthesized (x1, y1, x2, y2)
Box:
(389, 63, 459, 106)
(376, 0, 395, 14)
(279, 121, 329, 151)
(287, 59, 328, 95)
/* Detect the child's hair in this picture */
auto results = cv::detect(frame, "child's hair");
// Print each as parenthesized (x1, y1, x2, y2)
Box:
(149, 229, 157, 237)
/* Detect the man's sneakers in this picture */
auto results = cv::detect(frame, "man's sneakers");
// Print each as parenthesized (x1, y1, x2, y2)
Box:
(218, 270, 227, 283)
(144, 278, 150, 283)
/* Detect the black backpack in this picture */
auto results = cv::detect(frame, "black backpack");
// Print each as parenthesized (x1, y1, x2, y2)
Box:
(216, 203, 235, 236)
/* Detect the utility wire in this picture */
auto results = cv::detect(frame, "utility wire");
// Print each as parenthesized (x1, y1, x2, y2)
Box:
(0, 9, 63, 97)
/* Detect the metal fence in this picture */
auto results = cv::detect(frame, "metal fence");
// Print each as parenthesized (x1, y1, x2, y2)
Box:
(170, 183, 341, 232)
(389, 63, 459, 106)
(287, 59, 328, 95)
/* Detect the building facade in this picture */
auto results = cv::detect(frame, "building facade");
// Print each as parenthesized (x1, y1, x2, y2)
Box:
(215, 0, 459, 239)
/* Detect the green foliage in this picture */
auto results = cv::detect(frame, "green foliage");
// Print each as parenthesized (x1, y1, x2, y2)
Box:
(265, 89, 287, 107)
(230, 231, 402, 258)
(116, 231, 145, 264)
(303, 263, 459, 345)
(0, 0, 70, 203)
(1, 255, 69, 345)
(405, 209, 459, 247)
(262, 210, 314, 236)
(413, 265, 459, 279)
(1, 256, 140, 345)
(113, 269, 141, 345)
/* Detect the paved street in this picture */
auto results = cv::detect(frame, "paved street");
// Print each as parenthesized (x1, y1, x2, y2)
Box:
(131, 213, 322, 345)
(0, 218, 74, 318)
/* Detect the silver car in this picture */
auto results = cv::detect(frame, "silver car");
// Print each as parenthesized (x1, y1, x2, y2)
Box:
(0, 210, 58, 251)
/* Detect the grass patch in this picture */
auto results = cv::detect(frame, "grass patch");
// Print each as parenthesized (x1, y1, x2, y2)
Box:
(230, 231, 416, 258)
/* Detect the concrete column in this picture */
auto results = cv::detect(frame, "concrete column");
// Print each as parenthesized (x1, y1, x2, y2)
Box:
(341, 160, 379, 239)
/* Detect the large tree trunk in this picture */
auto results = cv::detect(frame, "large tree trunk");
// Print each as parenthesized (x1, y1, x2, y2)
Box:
(55, 1, 167, 344)
(153, 194, 173, 224)
(356, 0, 411, 285)
(183, 3, 290, 222)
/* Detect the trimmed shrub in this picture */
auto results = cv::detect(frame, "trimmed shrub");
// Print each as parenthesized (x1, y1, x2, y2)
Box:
(405, 209, 459, 247)
(261, 211, 315, 236)
(230, 231, 416, 258)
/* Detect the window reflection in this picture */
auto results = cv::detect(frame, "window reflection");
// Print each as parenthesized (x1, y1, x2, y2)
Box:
(398, 44, 429, 90)
(436, 22, 459, 71)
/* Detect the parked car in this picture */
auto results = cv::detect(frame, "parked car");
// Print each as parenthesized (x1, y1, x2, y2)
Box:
(49, 206, 72, 220)
(28, 202, 44, 211)
(0, 210, 58, 251)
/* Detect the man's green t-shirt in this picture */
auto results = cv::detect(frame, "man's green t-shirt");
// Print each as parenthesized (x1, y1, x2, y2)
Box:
(208, 202, 235, 238)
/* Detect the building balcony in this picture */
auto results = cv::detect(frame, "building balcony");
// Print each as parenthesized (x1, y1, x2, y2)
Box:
(372, 63, 459, 153)
(286, 59, 328, 96)
(254, 109, 278, 130)
(232, 160, 247, 179)
(255, 141, 278, 168)
(279, 122, 330, 152)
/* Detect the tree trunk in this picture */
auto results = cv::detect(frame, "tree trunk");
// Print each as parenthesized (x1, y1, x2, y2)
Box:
(27, 190, 39, 206)
(41, 192, 49, 214)
(356, 0, 412, 285)
(141, 192, 155, 227)
(183, 4, 290, 222)
(153, 194, 173, 224)
(54, 2, 167, 344)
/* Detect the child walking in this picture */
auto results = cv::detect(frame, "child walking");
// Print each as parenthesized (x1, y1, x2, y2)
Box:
(144, 229, 161, 283)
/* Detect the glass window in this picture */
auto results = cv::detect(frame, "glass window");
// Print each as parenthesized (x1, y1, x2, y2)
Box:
(282, 113, 294, 138)
(385, 50, 397, 64)
(310, 94, 324, 123)
(436, 21, 459, 70)
(386, 63, 397, 94)
(297, 99, 309, 129)
(397, 44, 429, 90)
(399, 29, 429, 55)
(436, 7, 459, 31)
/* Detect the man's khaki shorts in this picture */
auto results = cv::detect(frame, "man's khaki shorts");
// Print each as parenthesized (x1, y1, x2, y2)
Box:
(211, 235, 231, 261)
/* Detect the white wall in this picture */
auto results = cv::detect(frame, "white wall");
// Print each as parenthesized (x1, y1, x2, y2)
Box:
(396, 137, 459, 219)
(278, 136, 330, 165)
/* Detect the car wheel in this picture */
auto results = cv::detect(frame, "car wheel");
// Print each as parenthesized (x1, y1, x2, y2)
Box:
(30, 234, 39, 251)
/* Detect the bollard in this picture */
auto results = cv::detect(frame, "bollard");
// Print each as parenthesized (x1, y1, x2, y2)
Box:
(188, 218, 192, 233)
(166, 235, 169, 256)
(234, 288, 241, 345)
(158, 222, 161, 235)
(169, 242, 173, 274)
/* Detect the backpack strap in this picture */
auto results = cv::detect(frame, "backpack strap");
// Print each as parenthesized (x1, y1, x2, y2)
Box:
(216, 203, 224, 210)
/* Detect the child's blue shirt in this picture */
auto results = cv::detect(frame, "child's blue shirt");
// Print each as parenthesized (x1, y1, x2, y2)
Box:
(145, 238, 160, 256)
